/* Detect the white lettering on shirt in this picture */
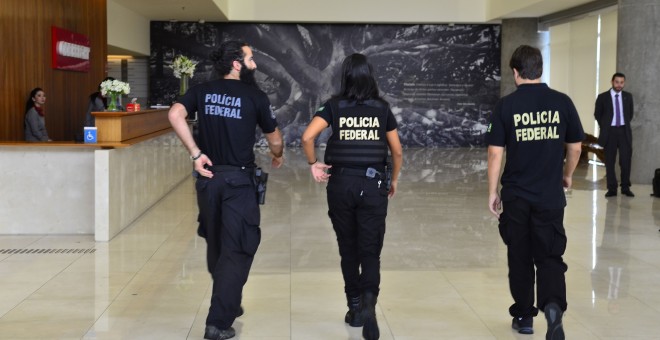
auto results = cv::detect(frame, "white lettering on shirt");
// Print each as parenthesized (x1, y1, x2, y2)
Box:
(203, 93, 242, 119)
(338, 116, 380, 140)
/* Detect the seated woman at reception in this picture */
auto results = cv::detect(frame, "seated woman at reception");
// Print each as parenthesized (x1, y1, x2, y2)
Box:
(85, 76, 115, 127)
(24, 87, 51, 141)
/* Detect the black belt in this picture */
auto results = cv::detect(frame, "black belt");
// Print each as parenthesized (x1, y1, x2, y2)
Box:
(331, 167, 383, 179)
(610, 125, 626, 129)
(206, 165, 254, 173)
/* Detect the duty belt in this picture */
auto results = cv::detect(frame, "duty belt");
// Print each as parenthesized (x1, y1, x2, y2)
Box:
(331, 167, 383, 179)
(206, 165, 254, 173)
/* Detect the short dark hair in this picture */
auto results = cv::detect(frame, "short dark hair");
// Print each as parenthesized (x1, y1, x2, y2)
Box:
(210, 40, 248, 77)
(612, 72, 625, 81)
(25, 87, 43, 113)
(337, 53, 380, 101)
(98, 77, 115, 91)
(91, 77, 115, 101)
(509, 45, 543, 80)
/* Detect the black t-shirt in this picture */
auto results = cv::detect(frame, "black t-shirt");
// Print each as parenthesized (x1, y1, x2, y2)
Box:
(485, 83, 584, 209)
(315, 98, 397, 169)
(179, 79, 278, 167)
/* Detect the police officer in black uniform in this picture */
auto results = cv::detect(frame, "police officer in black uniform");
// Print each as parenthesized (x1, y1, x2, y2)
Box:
(302, 53, 403, 340)
(168, 40, 284, 340)
(486, 45, 584, 340)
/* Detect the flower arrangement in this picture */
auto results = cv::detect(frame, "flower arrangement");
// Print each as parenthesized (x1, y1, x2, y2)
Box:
(100, 79, 130, 111)
(171, 55, 198, 79)
(100, 79, 131, 96)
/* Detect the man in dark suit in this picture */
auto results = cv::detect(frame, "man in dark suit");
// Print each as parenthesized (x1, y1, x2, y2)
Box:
(594, 73, 635, 197)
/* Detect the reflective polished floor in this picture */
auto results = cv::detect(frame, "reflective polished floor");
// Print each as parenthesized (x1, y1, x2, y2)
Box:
(1, 148, 659, 339)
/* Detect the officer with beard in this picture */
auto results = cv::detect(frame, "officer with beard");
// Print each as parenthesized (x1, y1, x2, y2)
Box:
(168, 40, 284, 340)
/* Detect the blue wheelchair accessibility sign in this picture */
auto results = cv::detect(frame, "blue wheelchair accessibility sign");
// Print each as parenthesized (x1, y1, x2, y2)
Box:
(84, 127, 97, 143)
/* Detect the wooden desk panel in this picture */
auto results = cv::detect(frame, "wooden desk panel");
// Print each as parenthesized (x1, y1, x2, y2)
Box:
(93, 109, 170, 142)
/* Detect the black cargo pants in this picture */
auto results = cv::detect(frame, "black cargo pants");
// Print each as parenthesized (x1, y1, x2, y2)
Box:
(326, 170, 389, 299)
(498, 197, 568, 318)
(196, 167, 260, 329)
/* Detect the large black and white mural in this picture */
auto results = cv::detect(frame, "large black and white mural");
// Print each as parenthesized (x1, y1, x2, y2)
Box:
(150, 22, 501, 147)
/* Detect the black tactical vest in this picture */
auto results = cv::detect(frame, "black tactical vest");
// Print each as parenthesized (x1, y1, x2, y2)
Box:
(323, 98, 389, 168)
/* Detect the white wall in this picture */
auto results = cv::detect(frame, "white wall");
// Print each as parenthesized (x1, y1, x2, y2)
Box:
(548, 10, 618, 137)
(95, 132, 190, 241)
(107, 0, 150, 56)
(227, 0, 488, 23)
(0, 134, 190, 239)
(598, 10, 618, 95)
(0, 147, 95, 234)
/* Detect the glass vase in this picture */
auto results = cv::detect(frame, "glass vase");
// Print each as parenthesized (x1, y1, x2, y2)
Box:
(107, 92, 119, 111)
(179, 75, 189, 96)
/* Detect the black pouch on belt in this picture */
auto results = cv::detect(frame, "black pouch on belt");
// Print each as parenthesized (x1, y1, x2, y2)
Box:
(385, 157, 393, 191)
(254, 167, 269, 205)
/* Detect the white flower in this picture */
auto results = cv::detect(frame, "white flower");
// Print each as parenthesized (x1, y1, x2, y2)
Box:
(170, 55, 198, 79)
(100, 79, 130, 96)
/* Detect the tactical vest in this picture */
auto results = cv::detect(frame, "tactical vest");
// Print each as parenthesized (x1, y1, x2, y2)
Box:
(324, 98, 389, 168)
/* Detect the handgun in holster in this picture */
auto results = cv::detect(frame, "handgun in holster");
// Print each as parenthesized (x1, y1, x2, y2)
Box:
(254, 167, 268, 205)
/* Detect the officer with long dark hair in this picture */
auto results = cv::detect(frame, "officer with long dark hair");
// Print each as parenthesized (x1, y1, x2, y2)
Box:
(302, 53, 403, 340)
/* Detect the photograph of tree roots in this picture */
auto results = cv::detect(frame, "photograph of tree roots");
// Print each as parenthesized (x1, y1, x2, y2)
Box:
(150, 22, 501, 147)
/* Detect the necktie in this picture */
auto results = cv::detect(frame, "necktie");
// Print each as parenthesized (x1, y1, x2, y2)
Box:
(615, 94, 622, 126)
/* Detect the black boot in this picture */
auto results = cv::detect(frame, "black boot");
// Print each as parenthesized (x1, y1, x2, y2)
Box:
(361, 291, 380, 340)
(345, 296, 364, 327)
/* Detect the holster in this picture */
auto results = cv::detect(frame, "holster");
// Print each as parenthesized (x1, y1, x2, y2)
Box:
(253, 167, 269, 205)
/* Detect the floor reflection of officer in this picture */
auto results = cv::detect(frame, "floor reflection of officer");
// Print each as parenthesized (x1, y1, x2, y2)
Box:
(168, 40, 284, 340)
(591, 199, 630, 315)
(301, 53, 403, 340)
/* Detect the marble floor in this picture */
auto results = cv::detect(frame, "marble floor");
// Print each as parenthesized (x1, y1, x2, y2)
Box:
(1, 148, 659, 340)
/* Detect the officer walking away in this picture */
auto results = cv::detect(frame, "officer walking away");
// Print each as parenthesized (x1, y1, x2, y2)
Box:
(301, 53, 403, 340)
(594, 72, 635, 198)
(168, 40, 284, 340)
(486, 45, 584, 340)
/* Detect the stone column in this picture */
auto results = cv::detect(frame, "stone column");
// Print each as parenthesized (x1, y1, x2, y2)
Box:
(617, 0, 660, 184)
(500, 18, 550, 96)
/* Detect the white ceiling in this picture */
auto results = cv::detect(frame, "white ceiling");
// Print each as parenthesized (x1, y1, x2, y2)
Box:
(110, 0, 599, 23)
(111, 0, 227, 22)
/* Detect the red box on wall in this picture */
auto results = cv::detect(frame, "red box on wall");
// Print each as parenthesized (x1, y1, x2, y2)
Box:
(51, 26, 90, 72)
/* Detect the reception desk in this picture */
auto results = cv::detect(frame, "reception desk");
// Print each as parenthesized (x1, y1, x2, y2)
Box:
(0, 109, 190, 241)
(93, 109, 172, 143)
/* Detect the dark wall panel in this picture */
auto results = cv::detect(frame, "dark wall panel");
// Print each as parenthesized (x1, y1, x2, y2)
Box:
(150, 22, 501, 147)
(1, 0, 107, 141)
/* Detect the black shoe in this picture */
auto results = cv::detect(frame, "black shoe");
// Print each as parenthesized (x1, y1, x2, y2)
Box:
(622, 189, 635, 197)
(512, 316, 533, 334)
(345, 308, 364, 327)
(204, 325, 235, 340)
(605, 190, 617, 197)
(361, 292, 380, 340)
(345, 296, 364, 327)
(544, 303, 564, 340)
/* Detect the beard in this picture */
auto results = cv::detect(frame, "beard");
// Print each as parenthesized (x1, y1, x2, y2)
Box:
(239, 62, 260, 90)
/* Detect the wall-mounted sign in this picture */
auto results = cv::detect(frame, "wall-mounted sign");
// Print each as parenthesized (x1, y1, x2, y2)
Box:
(51, 26, 90, 72)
